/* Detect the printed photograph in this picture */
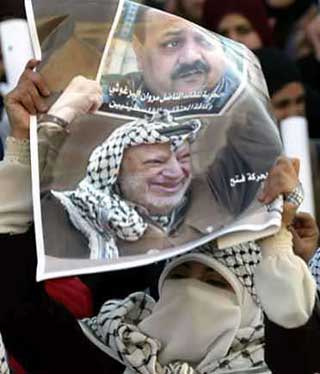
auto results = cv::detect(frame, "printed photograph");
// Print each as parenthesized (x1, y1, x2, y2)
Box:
(98, 0, 247, 118)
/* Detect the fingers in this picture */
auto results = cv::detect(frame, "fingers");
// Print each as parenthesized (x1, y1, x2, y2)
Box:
(290, 157, 300, 176)
(293, 212, 317, 229)
(7, 58, 51, 114)
(282, 202, 298, 226)
(289, 211, 319, 262)
(7, 73, 49, 114)
(49, 76, 102, 123)
(4, 59, 51, 139)
(24, 58, 40, 70)
(88, 92, 103, 113)
(19, 64, 50, 98)
(289, 226, 302, 246)
(64, 76, 102, 96)
(258, 156, 299, 204)
(21, 92, 38, 115)
(292, 212, 319, 240)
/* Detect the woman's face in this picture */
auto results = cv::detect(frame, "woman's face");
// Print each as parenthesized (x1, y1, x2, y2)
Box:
(217, 13, 263, 50)
(168, 261, 234, 292)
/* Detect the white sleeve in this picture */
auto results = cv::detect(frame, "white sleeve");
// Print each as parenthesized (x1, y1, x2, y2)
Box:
(0, 123, 69, 234)
(0, 137, 33, 234)
(254, 226, 317, 328)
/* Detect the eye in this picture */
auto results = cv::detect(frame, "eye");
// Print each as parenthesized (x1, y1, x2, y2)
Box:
(178, 152, 191, 162)
(143, 158, 166, 166)
(219, 29, 229, 38)
(169, 273, 187, 279)
(161, 38, 182, 49)
(168, 269, 188, 279)
(205, 275, 231, 290)
(235, 25, 253, 35)
(273, 99, 290, 109)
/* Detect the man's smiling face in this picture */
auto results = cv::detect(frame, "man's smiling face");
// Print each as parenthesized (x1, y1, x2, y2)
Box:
(118, 141, 192, 215)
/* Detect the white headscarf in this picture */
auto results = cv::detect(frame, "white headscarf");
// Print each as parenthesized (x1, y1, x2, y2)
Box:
(139, 251, 263, 368)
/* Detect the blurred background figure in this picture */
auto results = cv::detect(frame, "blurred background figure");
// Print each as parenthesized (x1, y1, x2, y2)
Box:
(265, 0, 320, 93)
(144, 0, 206, 25)
(202, 0, 273, 50)
(0, 0, 25, 20)
(255, 47, 319, 218)
(254, 47, 320, 138)
(164, 0, 206, 24)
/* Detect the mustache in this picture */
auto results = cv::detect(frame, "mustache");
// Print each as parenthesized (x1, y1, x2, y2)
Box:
(171, 60, 210, 81)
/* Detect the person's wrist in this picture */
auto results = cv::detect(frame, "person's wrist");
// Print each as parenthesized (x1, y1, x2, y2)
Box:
(10, 126, 30, 140)
(48, 106, 76, 124)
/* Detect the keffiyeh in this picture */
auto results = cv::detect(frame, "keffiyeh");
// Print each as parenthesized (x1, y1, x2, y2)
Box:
(0, 333, 9, 374)
(310, 247, 320, 289)
(53, 111, 201, 259)
(80, 242, 270, 374)
(199, 241, 262, 301)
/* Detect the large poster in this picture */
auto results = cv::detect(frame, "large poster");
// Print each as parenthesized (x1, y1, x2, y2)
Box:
(26, 0, 283, 280)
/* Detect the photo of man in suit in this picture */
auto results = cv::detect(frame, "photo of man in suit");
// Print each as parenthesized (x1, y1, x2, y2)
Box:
(100, 4, 244, 117)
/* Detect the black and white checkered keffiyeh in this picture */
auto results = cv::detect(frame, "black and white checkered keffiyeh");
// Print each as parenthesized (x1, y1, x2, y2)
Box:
(53, 111, 201, 259)
(200, 241, 262, 301)
(80, 292, 267, 374)
(80, 242, 270, 374)
(309, 247, 320, 289)
(0, 333, 10, 374)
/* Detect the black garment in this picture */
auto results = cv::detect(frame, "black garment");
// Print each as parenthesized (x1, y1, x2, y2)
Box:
(1, 227, 320, 373)
(265, 0, 315, 48)
(298, 55, 320, 94)
(265, 293, 320, 374)
(305, 85, 320, 139)
(0, 227, 160, 373)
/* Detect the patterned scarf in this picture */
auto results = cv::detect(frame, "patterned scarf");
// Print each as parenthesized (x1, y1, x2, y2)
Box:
(0, 333, 10, 374)
(199, 241, 262, 301)
(53, 111, 201, 259)
(310, 248, 320, 289)
(80, 242, 270, 374)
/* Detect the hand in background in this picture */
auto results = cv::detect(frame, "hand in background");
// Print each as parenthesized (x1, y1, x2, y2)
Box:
(4, 59, 50, 139)
(306, 14, 320, 61)
(290, 212, 319, 262)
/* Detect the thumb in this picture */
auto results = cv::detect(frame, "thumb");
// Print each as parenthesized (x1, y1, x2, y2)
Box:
(290, 157, 300, 177)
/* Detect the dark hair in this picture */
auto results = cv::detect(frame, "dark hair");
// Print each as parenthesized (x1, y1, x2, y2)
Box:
(254, 47, 301, 96)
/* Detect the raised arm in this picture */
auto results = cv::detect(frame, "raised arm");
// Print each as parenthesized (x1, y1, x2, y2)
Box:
(0, 59, 102, 234)
(254, 157, 320, 373)
(0, 59, 49, 233)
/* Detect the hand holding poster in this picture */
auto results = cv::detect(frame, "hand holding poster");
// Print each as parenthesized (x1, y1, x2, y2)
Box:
(25, 0, 284, 280)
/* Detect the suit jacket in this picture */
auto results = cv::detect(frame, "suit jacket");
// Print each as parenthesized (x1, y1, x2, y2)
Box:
(41, 177, 231, 259)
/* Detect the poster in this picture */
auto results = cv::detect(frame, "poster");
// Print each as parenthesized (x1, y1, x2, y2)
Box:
(25, 0, 283, 280)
